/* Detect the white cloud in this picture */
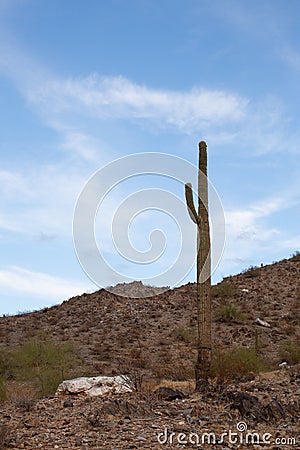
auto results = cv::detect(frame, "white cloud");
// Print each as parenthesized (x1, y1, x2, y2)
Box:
(21, 72, 300, 156)
(0, 165, 91, 237)
(0, 41, 248, 133)
(215, 192, 300, 278)
(26, 74, 248, 133)
(1, 39, 299, 157)
(60, 130, 99, 161)
(281, 47, 300, 72)
(0, 265, 92, 299)
(225, 196, 289, 242)
(279, 236, 300, 252)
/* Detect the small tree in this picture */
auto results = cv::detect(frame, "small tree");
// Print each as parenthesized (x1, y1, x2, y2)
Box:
(185, 141, 212, 390)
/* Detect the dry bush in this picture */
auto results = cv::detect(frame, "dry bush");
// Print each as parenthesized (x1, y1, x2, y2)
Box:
(173, 326, 196, 343)
(290, 291, 300, 323)
(152, 360, 194, 381)
(281, 323, 297, 336)
(0, 377, 6, 403)
(119, 368, 145, 393)
(158, 379, 194, 393)
(290, 250, 300, 262)
(242, 265, 260, 278)
(211, 281, 237, 299)
(279, 339, 300, 364)
(116, 341, 150, 383)
(214, 304, 245, 323)
(0, 424, 10, 449)
(210, 346, 268, 383)
(6, 382, 38, 411)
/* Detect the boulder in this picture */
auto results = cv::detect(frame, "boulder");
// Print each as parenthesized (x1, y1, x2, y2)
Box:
(56, 375, 131, 397)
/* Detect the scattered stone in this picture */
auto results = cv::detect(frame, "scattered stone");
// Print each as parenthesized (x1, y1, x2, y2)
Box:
(154, 386, 184, 401)
(255, 318, 271, 327)
(136, 434, 147, 440)
(279, 361, 288, 369)
(63, 399, 74, 407)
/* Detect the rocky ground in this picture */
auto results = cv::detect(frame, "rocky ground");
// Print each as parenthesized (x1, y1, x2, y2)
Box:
(0, 368, 299, 449)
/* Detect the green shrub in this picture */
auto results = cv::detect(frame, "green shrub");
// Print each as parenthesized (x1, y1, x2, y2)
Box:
(211, 281, 237, 298)
(0, 376, 6, 403)
(279, 339, 300, 364)
(290, 251, 300, 262)
(242, 265, 260, 278)
(0, 338, 81, 397)
(0, 347, 11, 378)
(210, 347, 267, 382)
(173, 326, 196, 343)
(214, 304, 245, 323)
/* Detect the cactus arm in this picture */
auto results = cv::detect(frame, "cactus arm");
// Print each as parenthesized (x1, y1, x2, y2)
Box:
(185, 182, 199, 224)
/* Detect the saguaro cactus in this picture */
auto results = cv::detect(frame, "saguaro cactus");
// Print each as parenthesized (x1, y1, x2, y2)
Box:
(185, 141, 212, 390)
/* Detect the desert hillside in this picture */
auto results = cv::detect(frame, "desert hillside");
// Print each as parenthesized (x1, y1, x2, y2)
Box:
(0, 255, 299, 449)
(0, 255, 299, 377)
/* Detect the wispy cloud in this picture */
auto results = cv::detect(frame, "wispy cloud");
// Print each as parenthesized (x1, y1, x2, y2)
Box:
(0, 41, 248, 133)
(217, 192, 300, 278)
(0, 165, 90, 237)
(1, 38, 299, 157)
(281, 47, 300, 72)
(225, 195, 295, 242)
(58, 128, 101, 162)
(28, 74, 248, 131)
(0, 265, 92, 299)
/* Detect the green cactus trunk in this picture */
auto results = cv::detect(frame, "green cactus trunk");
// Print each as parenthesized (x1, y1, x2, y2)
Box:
(185, 141, 212, 390)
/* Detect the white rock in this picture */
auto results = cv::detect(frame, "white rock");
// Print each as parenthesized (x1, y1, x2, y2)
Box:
(255, 318, 271, 328)
(242, 288, 249, 293)
(56, 375, 132, 397)
(279, 361, 288, 369)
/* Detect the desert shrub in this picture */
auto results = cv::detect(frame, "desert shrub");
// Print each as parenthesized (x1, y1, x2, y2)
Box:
(0, 347, 11, 378)
(242, 265, 260, 278)
(0, 377, 6, 403)
(173, 326, 196, 343)
(290, 292, 300, 322)
(153, 360, 194, 381)
(0, 424, 10, 448)
(290, 251, 300, 262)
(1, 338, 81, 397)
(118, 365, 145, 393)
(118, 349, 151, 393)
(279, 339, 300, 364)
(210, 347, 267, 382)
(6, 382, 37, 411)
(211, 281, 237, 298)
(214, 304, 245, 323)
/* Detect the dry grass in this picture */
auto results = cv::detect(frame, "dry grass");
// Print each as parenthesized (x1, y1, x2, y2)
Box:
(6, 381, 38, 411)
(0, 424, 10, 449)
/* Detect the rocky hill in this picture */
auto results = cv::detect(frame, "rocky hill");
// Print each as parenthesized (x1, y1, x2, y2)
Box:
(0, 256, 299, 378)
(0, 255, 299, 449)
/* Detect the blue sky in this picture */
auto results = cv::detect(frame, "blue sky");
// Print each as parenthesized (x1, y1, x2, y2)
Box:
(0, 0, 299, 315)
